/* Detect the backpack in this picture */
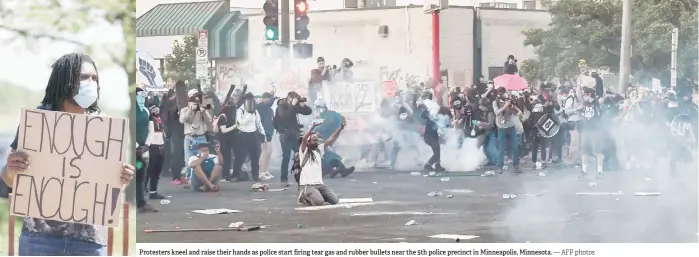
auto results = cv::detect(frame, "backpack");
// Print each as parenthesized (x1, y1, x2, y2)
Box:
(292, 149, 313, 187)
(212, 114, 226, 133)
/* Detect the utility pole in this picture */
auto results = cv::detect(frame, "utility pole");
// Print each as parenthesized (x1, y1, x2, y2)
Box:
(281, 0, 291, 69)
(618, 0, 632, 93)
(671, 28, 678, 88)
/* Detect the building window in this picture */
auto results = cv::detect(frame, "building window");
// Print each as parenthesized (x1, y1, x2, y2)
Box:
(522, 1, 536, 9)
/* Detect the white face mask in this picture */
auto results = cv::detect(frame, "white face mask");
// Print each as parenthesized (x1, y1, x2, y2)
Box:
(74, 82, 99, 108)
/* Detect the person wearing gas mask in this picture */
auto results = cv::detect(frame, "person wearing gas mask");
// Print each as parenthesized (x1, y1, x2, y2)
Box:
(144, 105, 166, 199)
(420, 91, 447, 172)
(493, 89, 523, 173)
(336, 58, 354, 81)
(475, 98, 497, 165)
(312, 99, 356, 178)
(388, 91, 419, 170)
(179, 89, 213, 187)
(529, 83, 560, 169)
(274, 91, 313, 187)
(578, 87, 607, 177)
(233, 93, 266, 181)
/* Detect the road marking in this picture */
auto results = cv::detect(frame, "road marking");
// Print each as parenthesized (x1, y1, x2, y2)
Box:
(339, 198, 373, 203)
(350, 211, 456, 216)
(443, 189, 474, 194)
(296, 202, 376, 211)
(576, 191, 624, 196)
(429, 234, 479, 240)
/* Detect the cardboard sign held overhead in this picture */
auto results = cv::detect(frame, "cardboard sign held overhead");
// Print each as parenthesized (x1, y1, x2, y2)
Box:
(382, 80, 397, 98)
(10, 108, 129, 227)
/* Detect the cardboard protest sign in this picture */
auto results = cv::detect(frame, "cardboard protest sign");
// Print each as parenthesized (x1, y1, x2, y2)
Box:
(10, 108, 128, 227)
(382, 80, 397, 98)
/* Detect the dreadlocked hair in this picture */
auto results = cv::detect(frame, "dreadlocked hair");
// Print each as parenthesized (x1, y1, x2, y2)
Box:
(41, 53, 100, 113)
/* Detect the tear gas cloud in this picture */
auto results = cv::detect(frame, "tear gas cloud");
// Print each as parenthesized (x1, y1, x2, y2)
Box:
(494, 117, 698, 243)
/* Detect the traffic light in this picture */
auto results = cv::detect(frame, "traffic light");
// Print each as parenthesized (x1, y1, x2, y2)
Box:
(294, 0, 310, 41)
(263, 0, 279, 41)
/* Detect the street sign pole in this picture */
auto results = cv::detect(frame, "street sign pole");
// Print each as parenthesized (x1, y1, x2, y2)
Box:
(671, 27, 678, 89)
(196, 30, 210, 88)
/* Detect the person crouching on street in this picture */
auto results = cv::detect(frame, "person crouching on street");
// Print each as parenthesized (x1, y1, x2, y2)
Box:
(189, 142, 222, 192)
(295, 117, 346, 206)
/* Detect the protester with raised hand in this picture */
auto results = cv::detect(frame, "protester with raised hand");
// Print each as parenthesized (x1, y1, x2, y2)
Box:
(1, 53, 134, 256)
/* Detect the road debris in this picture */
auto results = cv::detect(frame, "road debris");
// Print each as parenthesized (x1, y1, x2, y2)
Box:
(587, 182, 597, 187)
(447, 195, 454, 198)
(481, 171, 495, 177)
(252, 198, 266, 201)
(251, 183, 269, 192)
(443, 189, 474, 194)
(427, 191, 443, 197)
(410, 172, 421, 176)
(440, 177, 450, 182)
(160, 199, 170, 205)
(502, 194, 516, 199)
(144, 226, 261, 233)
(538, 172, 546, 177)
(228, 222, 244, 228)
(404, 220, 417, 226)
(192, 209, 242, 215)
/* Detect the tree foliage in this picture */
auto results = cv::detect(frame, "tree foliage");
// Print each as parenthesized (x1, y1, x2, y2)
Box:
(518, 59, 543, 85)
(523, 0, 698, 85)
(0, 0, 135, 91)
(164, 35, 197, 85)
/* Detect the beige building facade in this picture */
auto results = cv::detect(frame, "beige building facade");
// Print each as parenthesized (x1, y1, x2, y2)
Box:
(214, 6, 550, 93)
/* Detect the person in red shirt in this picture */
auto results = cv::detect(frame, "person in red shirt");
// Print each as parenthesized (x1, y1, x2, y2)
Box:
(309, 57, 331, 104)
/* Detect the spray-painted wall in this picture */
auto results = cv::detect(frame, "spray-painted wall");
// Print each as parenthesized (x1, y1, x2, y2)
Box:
(213, 6, 476, 96)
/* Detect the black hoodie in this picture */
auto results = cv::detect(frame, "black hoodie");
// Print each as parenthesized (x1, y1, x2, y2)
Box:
(273, 99, 313, 134)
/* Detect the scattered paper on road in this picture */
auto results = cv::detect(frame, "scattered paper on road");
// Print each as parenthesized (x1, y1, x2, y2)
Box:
(192, 209, 243, 215)
(228, 221, 244, 228)
(339, 198, 373, 203)
(267, 188, 288, 192)
(429, 234, 479, 240)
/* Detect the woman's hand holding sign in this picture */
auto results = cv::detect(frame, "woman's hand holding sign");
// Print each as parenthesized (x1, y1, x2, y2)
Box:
(3, 150, 30, 186)
(121, 163, 135, 185)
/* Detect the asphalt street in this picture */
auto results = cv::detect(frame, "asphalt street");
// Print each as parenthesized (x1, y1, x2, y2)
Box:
(137, 162, 698, 243)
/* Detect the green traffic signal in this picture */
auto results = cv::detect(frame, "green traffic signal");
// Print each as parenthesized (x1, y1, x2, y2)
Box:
(265, 27, 278, 40)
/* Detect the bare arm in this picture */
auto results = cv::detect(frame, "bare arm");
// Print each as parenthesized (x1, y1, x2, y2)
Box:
(179, 107, 193, 124)
(300, 123, 320, 153)
(145, 121, 155, 146)
(324, 117, 346, 148)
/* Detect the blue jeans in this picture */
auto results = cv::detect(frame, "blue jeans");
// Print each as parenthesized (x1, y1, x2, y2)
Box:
(19, 233, 105, 256)
(184, 134, 207, 180)
(484, 131, 498, 164)
(497, 126, 520, 167)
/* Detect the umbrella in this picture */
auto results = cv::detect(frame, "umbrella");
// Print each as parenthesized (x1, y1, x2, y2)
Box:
(493, 74, 528, 91)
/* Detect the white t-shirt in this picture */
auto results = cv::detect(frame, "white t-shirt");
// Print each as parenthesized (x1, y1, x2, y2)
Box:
(299, 146, 324, 186)
(187, 154, 219, 167)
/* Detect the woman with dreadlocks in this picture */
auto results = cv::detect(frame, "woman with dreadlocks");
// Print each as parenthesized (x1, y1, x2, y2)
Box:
(1, 53, 135, 255)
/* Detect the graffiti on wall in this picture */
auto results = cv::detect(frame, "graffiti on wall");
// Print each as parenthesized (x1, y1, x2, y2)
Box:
(215, 61, 307, 96)
(322, 81, 376, 113)
(379, 66, 422, 90)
